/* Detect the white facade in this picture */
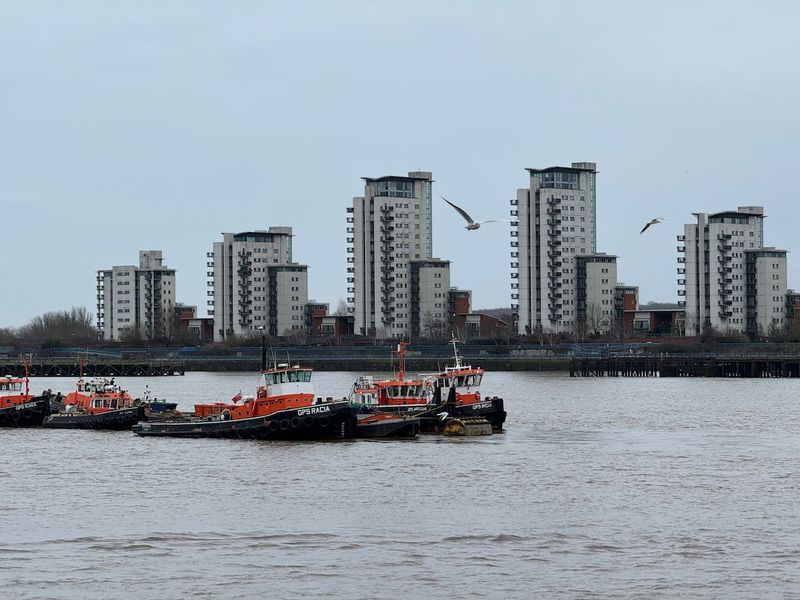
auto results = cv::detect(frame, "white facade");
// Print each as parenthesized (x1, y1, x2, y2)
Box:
(745, 249, 787, 335)
(97, 250, 176, 341)
(410, 259, 451, 337)
(679, 207, 766, 335)
(512, 162, 598, 334)
(209, 228, 308, 341)
(348, 171, 434, 337)
(576, 254, 617, 334)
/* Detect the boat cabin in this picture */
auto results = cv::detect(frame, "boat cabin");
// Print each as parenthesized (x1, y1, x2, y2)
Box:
(0, 377, 24, 395)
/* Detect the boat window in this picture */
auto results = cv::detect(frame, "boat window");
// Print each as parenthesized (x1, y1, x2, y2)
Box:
(301, 370, 311, 382)
(110, 399, 117, 409)
(474, 374, 482, 386)
(288, 371, 297, 382)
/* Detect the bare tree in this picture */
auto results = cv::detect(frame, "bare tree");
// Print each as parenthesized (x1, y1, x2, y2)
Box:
(17, 307, 97, 347)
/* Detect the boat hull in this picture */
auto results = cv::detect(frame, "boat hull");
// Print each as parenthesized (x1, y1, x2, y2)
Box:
(131, 402, 356, 440)
(355, 415, 419, 438)
(43, 406, 146, 430)
(417, 395, 506, 433)
(0, 394, 52, 428)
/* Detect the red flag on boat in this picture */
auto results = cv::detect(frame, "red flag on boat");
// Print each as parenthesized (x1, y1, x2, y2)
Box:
(231, 391, 242, 403)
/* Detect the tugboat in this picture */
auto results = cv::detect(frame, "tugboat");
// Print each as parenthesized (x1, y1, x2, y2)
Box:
(350, 377, 420, 438)
(0, 362, 52, 428)
(430, 337, 506, 432)
(132, 345, 355, 440)
(348, 343, 431, 437)
(43, 377, 145, 430)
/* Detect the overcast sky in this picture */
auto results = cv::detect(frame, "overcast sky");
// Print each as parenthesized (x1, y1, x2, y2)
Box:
(3, 1, 799, 327)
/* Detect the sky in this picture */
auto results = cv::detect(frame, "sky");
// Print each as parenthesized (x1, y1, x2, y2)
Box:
(3, 1, 800, 327)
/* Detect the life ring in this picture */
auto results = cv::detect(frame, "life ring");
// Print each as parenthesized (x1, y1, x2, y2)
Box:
(23, 409, 33, 419)
(10, 410, 21, 422)
(221, 409, 232, 421)
(279, 419, 291, 431)
(290, 417, 301, 429)
(302, 416, 314, 428)
(318, 415, 329, 428)
(268, 420, 280, 433)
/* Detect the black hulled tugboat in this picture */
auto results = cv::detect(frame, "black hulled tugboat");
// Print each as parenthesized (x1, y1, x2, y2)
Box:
(429, 338, 506, 433)
(132, 343, 355, 440)
(0, 363, 52, 428)
(43, 377, 145, 430)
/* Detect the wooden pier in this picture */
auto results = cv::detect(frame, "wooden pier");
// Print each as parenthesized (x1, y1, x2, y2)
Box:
(0, 358, 185, 377)
(571, 355, 800, 378)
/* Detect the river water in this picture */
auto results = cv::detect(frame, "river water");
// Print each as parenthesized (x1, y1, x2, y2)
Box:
(2, 371, 800, 599)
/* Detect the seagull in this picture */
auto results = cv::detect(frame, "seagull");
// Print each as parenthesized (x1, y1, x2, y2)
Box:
(639, 217, 664, 234)
(441, 196, 507, 231)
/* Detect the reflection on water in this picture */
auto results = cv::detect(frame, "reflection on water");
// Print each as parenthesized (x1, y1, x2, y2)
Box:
(3, 372, 800, 598)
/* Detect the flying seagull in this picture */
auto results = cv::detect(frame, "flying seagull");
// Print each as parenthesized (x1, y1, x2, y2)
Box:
(441, 196, 507, 230)
(639, 217, 664, 234)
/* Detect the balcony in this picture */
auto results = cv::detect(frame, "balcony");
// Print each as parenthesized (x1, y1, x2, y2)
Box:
(347, 207, 354, 213)
(510, 210, 518, 216)
(511, 283, 519, 289)
(677, 279, 686, 285)
(347, 217, 354, 223)
(677, 235, 685, 241)
(677, 290, 686, 296)
(677, 257, 686, 263)
(207, 252, 214, 258)
(677, 300, 686, 306)
(677, 268, 685, 274)
(207, 262, 214, 268)
(207, 291, 214, 296)
(677, 246, 686, 253)
(510, 199, 518, 205)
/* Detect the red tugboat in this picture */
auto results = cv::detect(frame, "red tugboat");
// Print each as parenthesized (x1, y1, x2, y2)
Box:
(349, 342, 429, 437)
(132, 345, 355, 440)
(430, 338, 506, 432)
(43, 377, 145, 430)
(350, 374, 420, 438)
(0, 362, 52, 428)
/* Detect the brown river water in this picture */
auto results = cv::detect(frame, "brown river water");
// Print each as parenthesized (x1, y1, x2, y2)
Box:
(2, 371, 800, 599)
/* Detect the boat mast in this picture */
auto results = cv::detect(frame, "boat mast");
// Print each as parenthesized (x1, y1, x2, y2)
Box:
(23, 354, 30, 397)
(396, 342, 407, 382)
(449, 334, 462, 369)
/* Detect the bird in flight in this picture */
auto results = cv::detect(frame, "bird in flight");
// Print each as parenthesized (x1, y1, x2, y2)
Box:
(441, 197, 507, 230)
(639, 217, 664, 234)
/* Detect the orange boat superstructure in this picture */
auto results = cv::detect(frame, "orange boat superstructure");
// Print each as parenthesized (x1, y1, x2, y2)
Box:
(63, 378, 137, 414)
(194, 363, 316, 420)
(433, 337, 485, 407)
(351, 343, 433, 415)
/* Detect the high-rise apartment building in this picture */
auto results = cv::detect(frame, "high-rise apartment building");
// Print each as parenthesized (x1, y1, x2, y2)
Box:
(209, 228, 308, 341)
(575, 253, 617, 334)
(97, 250, 176, 341)
(409, 259, 451, 337)
(511, 162, 599, 335)
(347, 171, 438, 337)
(678, 206, 786, 335)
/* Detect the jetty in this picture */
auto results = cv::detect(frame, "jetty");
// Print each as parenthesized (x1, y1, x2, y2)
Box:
(570, 354, 800, 378)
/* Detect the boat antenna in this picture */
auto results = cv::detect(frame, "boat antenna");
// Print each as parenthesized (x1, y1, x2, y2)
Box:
(259, 326, 267, 371)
